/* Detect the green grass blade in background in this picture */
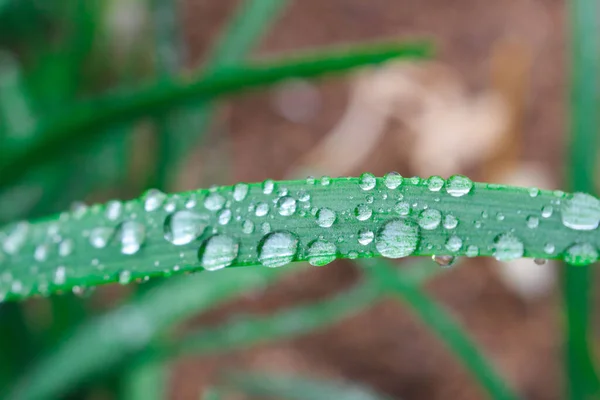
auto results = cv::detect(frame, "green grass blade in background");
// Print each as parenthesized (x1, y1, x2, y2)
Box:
(0, 41, 431, 190)
(121, 361, 167, 400)
(6, 267, 287, 400)
(224, 371, 394, 400)
(358, 259, 520, 400)
(565, 0, 600, 398)
(0, 175, 597, 301)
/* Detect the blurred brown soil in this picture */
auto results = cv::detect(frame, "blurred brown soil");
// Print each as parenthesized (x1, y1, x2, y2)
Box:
(170, 1, 567, 399)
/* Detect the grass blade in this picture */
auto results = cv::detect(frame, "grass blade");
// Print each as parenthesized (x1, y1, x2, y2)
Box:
(5, 267, 286, 400)
(358, 259, 519, 400)
(0, 175, 596, 301)
(0, 41, 431, 190)
(565, 0, 600, 398)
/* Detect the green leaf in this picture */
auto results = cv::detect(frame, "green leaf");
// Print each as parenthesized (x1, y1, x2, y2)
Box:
(6, 267, 287, 400)
(0, 41, 431, 190)
(224, 371, 394, 400)
(358, 258, 519, 400)
(120, 360, 167, 400)
(0, 175, 596, 301)
(565, 0, 600, 398)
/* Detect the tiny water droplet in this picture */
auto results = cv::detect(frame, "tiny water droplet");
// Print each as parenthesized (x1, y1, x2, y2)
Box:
(427, 176, 444, 192)
(526, 215, 539, 229)
(533, 258, 547, 265)
(106, 200, 123, 221)
(433, 255, 455, 267)
(541, 205, 553, 218)
(383, 172, 403, 189)
(277, 196, 297, 216)
(564, 242, 598, 266)
(58, 238, 74, 257)
(204, 193, 225, 211)
(2, 222, 29, 255)
(443, 214, 458, 229)
(307, 240, 337, 266)
(89, 227, 114, 249)
(261, 222, 271, 234)
(354, 204, 372, 221)
(258, 231, 299, 268)
(394, 201, 410, 216)
(445, 175, 473, 197)
(561, 192, 600, 230)
(466, 245, 479, 257)
(418, 209, 441, 230)
(297, 190, 310, 202)
(218, 209, 232, 225)
(233, 183, 249, 202)
(263, 179, 275, 194)
(375, 219, 419, 258)
(320, 176, 332, 186)
(544, 243, 555, 254)
(359, 173, 376, 191)
(242, 220, 255, 234)
(316, 208, 336, 227)
(529, 187, 540, 197)
(445, 235, 463, 252)
(358, 228, 374, 245)
(118, 221, 145, 255)
(54, 266, 66, 285)
(496, 213, 505, 221)
(144, 189, 167, 212)
(70, 201, 88, 219)
(306, 176, 316, 185)
(365, 194, 374, 204)
(34, 244, 49, 262)
(255, 202, 269, 217)
(198, 235, 239, 271)
(119, 270, 132, 285)
(493, 233, 524, 261)
(164, 210, 208, 245)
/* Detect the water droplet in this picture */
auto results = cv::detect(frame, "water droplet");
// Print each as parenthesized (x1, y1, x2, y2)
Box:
(261, 222, 271, 234)
(306, 176, 316, 185)
(496, 213, 505, 221)
(70, 201, 88, 219)
(358, 228, 374, 245)
(258, 231, 299, 268)
(144, 189, 167, 212)
(54, 266, 66, 285)
(163, 199, 177, 213)
(433, 255, 455, 267)
(445, 235, 463, 252)
(233, 183, 249, 202)
(277, 196, 297, 216)
(526, 215, 539, 229)
(445, 175, 473, 197)
(118, 221, 145, 255)
(375, 219, 419, 258)
(199, 235, 239, 271)
(529, 187, 540, 197)
(106, 200, 123, 221)
(427, 176, 444, 192)
(204, 193, 225, 211)
(320, 176, 332, 186)
(418, 209, 441, 230)
(34, 244, 49, 262)
(185, 196, 197, 209)
(544, 243, 555, 254)
(565, 242, 598, 266)
(255, 202, 269, 217)
(493, 233, 524, 261)
(541, 205, 553, 218)
(58, 238, 74, 257)
(394, 201, 410, 216)
(263, 179, 275, 194)
(218, 209, 232, 225)
(533, 258, 547, 265)
(316, 208, 336, 227)
(164, 210, 208, 245)
(119, 270, 132, 285)
(443, 214, 458, 229)
(359, 173, 376, 191)
(561, 192, 600, 230)
(89, 227, 114, 249)
(466, 245, 479, 257)
(242, 220, 255, 234)
(409, 176, 421, 185)
(354, 204, 372, 221)
(297, 190, 310, 202)
(307, 240, 337, 266)
(2, 222, 29, 254)
(383, 172, 403, 189)
(365, 194, 374, 204)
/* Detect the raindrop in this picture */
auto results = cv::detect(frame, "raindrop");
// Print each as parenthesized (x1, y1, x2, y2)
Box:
(541, 205, 553, 218)
(466, 245, 479, 257)
(204, 193, 225, 211)
(255, 202, 269, 217)
(144, 189, 167, 212)
(359, 172, 376, 191)
(529, 187, 540, 197)
(544, 243, 555, 254)
(493, 233, 524, 261)
(242, 220, 255, 234)
(354, 204, 372, 221)
(164, 210, 207, 245)
(383, 172, 403, 189)
(297, 190, 310, 202)
(258, 231, 299, 268)
(564, 242, 598, 266)
(561, 192, 600, 230)
(375, 219, 419, 258)
(443, 214, 458, 229)
(70, 202, 88, 219)
(394, 201, 410, 216)
(418, 209, 441, 230)
(306, 176, 316, 185)
(118, 221, 145, 255)
(119, 270, 132, 285)
(320, 176, 332, 186)
(307, 240, 337, 266)
(261, 222, 271, 234)
(199, 235, 239, 271)
(54, 266, 66, 285)
(433, 255, 455, 267)
(89, 227, 114, 249)
(496, 213, 505, 221)
(526, 215, 539, 229)
(358, 228, 374, 245)
(445, 235, 463, 252)
(365, 194, 374, 204)
(277, 196, 297, 216)
(233, 183, 249, 202)
(218, 209, 232, 225)
(533, 258, 547, 265)
(316, 208, 336, 227)
(263, 179, 275, 194)
(445, 175, 473, 197)
(2, 222, 29, 255)
(58, 238, 74, 257)
(34, 244, 49, 262)
(106, 200, 123, 221)
(427, 176, 444, 192)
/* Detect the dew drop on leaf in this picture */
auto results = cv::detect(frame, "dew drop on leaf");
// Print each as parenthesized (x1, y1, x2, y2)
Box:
(354, 204, 372, 221)
(2, 222, 29, 255)
(263, 179, 275, 194)
(445, 235, 463, 252)
(297, 190, 310, 202)
(432, 255, 455, 267)
(493, 233, 524, 261)
(242, 220, 255, 234)
(359, 172, 376, 191)
(143, 189, 167, 212)
(526, 215, 539, 229)
(58, 238, 74, 257)
(320, 176, 332, 186)
(255, 202, 269, 217)
(445, 175, 473, 197)
(394, 201, 410, 216)
(564, 242, 598, 266)
(466, 245, 479, 257)
(89, 227, 115, 249)
(358, 228, 374, 245)
(118, 270, 132, 285)
(54, 266, 66, 285)
(427, 176, 445, 192)
(277, 196, 297, 216)
(544, 243, 555, 254)
(199, 235, 239, 271)
(307, 240, 337, 266)
(258, 231, 299, 268)
(118, 221, 145, 255)
(164, 210, 207, 246)
(418, 209, 441, 230)
(383, 172, 403, 189)
(218, 209, 232, 225)
(261, 222, 271, 234)
(375, 219, 419, 258)
(233, 183, 249, 202)
(204, 193, 225, 211)
(34, 243, 49, 262)
(443, 214, 458, 229)
(529, 187, 540, 197)
(106, 200, 123, 221)
(316, 208, 336, 227)
(541, 205, 553, 218)
(561, 192, 600, 230)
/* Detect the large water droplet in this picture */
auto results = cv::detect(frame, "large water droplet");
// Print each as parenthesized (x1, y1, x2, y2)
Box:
(375, 219, 419, 258)
(354, 204, 372, 221)
(255, 202, 269, 217)
(445, 235, 463, 252)
(164, 210, 207, 245)
(2, 222, 29, 255)
(383, 172, 403, 189)
(277, 196, 297, 216)
(89, 227, 115, 249)
(199, 235, 239, 271)
(233, 183, 249, 202)
(358, 228, 374, 245)
(118, 221, 145, 255)
(427, 176, 445, 192)
(418, 209, 441, 230)
(106, 200, 123, 221)
(144, 189, 167, 212)
(307, 240, 337, 266)
(561, 192, 600, 230)
(359, 173, 376, 191)
(443, 214, 458, 229)
(258, 231, 299, 268)
(204, 193, 225, 211)
(564, 242, 598, 266)
(445, 175, 473, 197)
(316, 208, 336, 227)
(493, 233, 524, 261)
